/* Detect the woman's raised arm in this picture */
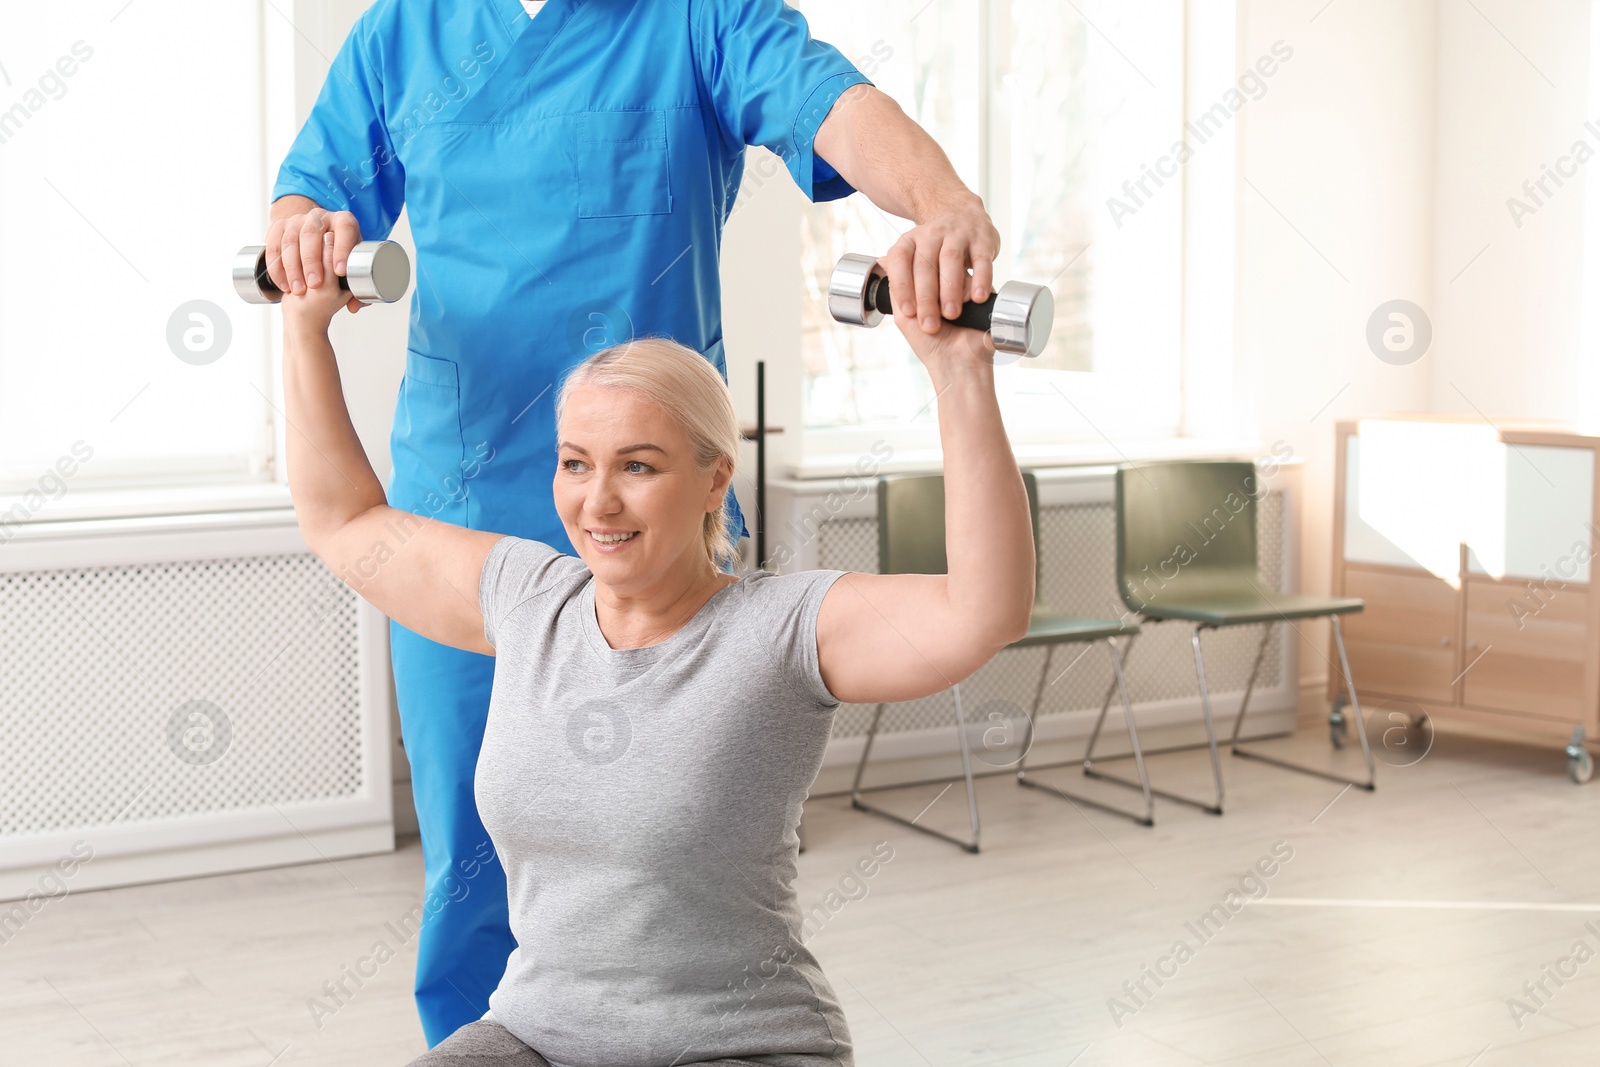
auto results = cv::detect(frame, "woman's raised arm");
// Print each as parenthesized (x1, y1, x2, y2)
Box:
(281, 222, 503, 655)
(815, 275, 1036, 706)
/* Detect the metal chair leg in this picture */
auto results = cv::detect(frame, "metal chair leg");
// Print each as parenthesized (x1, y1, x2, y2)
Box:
(1062, 629, 1235, 783)
(850, 684, 981, 853)
(1018, 637, 1155, 826)
(1333, 616, 1378, 786)
(1108, 637, 1155, 822)
(1015, 643, 1055, 776)
(1053, 629, 1141, 774)
(1188, 624, 1227, 813)
(1225, 623, 1275, 749)
(1084, 631, 1139, 766)
(1231, 614, 1376, 790)
(952, 683, 981, 846)
(1088, 620, 1222, 812)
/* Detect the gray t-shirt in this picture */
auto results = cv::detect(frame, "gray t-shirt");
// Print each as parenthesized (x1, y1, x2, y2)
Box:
(474, 535, 854, 1067)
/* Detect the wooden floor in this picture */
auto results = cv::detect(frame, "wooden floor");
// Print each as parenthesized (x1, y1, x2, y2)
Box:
(4, 715, 1599, 1066)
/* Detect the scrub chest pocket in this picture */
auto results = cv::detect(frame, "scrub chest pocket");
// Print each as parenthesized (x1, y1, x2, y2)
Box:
(576, 109, 673, 218)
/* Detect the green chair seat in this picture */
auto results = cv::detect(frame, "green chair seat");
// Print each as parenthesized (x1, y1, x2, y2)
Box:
(1137, 592, 1363, 627)
(1012, 609, 1140, 649)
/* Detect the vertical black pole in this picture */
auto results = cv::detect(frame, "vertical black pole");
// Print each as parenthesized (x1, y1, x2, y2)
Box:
(756, 360, 767, 571)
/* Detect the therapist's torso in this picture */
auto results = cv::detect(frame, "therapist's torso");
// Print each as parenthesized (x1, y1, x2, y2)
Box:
(274, 0, 869, 545)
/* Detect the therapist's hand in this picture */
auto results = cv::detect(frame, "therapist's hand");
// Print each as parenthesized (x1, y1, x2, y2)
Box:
(265, 205, 365, 316)
(880, 194, 1001, 336)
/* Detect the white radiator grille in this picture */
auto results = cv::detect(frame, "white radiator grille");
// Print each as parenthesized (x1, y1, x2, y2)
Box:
(817, 492, 1289, 737)
(1, 553, 364, 838)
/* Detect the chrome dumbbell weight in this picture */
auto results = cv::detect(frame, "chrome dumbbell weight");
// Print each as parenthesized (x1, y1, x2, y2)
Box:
(826, 252, 1054, 359)
(232, 240, 412, 305)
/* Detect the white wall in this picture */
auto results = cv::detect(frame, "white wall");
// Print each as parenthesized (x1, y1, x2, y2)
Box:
(1431, 0, 1592, 421)
(1237, 0, 1439, 682)
(1236, 0, 1597, 687)
(718, 152, 811, 522)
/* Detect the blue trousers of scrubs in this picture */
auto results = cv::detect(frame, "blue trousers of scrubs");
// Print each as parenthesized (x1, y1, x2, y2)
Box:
(390, 621, 505, 1043)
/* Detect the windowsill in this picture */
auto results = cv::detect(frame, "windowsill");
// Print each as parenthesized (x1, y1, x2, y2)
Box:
(2, 480, 294, 527)
(782, 434, 1269, 480)
(4, 435, 1265, 525)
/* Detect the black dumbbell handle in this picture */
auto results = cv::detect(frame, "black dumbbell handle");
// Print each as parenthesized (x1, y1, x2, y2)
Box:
(867, 273, 998, 332)
(252, 253, 352, 298)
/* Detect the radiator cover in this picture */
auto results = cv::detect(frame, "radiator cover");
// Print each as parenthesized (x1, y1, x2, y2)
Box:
(0, 509, 393, 902)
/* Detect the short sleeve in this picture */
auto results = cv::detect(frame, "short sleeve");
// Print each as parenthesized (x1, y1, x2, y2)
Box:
(690, 0, 873, 203)
(478, 536, 579, 650)
(762, 568, 851, 707)
(270, 4, 406, 239)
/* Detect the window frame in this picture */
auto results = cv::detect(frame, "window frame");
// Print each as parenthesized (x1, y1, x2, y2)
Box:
(0, 0, 284, 500)
(796, 0, 1246, 468)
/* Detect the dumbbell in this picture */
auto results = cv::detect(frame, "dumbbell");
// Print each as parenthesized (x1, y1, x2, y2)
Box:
(827, 253, 1054, 358)
(232, 240, 412, 305)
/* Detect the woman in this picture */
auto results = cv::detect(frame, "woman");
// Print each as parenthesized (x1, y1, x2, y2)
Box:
(281, 231, 1035, 1067)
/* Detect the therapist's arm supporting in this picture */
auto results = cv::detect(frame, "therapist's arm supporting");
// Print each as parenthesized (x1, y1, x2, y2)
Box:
(267, 196, 367, 315)
(813, 85, 1002, 337)
(279, 232, 504, 657)
(814, 299, 1035, 707)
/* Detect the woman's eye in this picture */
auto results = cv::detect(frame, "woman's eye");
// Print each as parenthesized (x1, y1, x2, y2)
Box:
(562, 459, 652, 473)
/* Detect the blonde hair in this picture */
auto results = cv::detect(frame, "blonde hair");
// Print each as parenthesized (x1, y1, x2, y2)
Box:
(555, 337, 742, 571)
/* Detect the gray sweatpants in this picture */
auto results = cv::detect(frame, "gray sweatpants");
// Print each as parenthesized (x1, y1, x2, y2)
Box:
(404, 1019, 777, 1067)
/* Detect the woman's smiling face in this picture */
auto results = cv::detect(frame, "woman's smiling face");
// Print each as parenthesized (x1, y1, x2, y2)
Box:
(554, 384, 730, 587)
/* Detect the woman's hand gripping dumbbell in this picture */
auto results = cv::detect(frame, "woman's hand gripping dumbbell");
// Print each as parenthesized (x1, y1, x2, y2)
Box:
(827, 252, 1054, 359)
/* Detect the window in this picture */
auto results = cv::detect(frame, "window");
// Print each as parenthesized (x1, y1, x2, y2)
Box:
(0, 2, 274, 497)
(795, 0, 1186, 453)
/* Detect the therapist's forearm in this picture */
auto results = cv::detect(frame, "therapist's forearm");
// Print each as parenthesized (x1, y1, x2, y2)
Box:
(814, 86, 980, 224)
(282, 326, 388, 548)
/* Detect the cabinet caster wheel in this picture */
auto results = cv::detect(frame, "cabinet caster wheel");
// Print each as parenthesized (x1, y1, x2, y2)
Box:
(1329, 697, 1349, 751)
(1566, 727, 1593, 784)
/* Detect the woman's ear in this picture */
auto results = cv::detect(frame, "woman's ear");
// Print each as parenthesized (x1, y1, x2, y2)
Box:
(704, 455, 734, 511)
(712, 455, 734, 496)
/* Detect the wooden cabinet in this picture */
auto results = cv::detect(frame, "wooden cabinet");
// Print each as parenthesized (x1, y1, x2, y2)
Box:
(1462, 576, 1590, 721)
(1339, 565, 1458, 705)
(1330, 417, 1600, 742)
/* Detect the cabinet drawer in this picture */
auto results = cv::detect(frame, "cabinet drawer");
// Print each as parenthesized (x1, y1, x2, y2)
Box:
(1462, 577, 1590, 720)
(1338, 567, 1458, 704)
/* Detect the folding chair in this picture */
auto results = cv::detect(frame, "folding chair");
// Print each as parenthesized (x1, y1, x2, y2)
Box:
(850, 471, 1144, 850)
(1081, 461, 1375, 815)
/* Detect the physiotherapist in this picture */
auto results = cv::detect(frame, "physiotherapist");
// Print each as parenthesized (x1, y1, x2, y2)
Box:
(267, 0, 1001, 1047)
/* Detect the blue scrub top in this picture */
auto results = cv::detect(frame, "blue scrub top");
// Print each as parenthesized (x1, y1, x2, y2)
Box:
(273, 0, 872, 548)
